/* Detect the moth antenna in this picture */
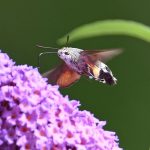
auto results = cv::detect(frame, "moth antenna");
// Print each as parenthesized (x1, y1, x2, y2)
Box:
(36, 44, 58, 50)
(38, 51, 57, 70)
(66, 35, 70, 46)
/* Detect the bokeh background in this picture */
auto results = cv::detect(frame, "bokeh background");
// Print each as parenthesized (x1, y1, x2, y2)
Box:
(0, 0, 150, 149)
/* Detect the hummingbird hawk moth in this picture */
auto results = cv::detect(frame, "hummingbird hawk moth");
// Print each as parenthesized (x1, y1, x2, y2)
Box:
(39, 46, 122, 88)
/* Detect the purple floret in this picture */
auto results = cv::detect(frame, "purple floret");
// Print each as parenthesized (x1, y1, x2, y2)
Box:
(0, 51, 122, 150)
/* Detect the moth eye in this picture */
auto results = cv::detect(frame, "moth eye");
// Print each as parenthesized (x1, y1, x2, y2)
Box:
(64, 52, 69, 55)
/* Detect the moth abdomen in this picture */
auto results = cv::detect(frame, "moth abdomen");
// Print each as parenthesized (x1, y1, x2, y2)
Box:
(99, 69, 117, 85)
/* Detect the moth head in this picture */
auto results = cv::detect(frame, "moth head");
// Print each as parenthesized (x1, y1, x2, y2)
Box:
(58, 47, 82, 63)
(99, 62, 117, 85)
(58, 47, 71, 60)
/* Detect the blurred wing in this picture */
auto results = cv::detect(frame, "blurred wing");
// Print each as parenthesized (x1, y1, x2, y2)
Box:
(43, 63, 81, 88)
(81, 49, 122, 62)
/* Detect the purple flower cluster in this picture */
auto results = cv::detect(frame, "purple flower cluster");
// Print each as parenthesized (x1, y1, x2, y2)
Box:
(0, 51, 122, 150)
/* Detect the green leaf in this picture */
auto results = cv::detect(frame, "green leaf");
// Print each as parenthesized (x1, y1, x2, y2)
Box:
(57, 20, 150, 45)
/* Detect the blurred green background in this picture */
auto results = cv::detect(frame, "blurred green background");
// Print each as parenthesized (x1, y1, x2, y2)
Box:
(0, 0, 150, 149)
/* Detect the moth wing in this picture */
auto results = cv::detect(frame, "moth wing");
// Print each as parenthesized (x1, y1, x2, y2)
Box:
(42, 63, 64, 85)
(43, 63, 81, 88)
(86, 62, 100, 79)
(81, 49, 122, 62)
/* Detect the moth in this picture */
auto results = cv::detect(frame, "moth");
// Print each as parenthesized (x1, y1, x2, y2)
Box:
(39, 46, 122, 88)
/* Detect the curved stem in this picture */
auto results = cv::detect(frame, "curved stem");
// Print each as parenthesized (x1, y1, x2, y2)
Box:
(57, 20, 150, 45)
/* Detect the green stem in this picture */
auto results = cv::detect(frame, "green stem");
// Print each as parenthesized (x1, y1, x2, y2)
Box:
(57, 20, 150, 45)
